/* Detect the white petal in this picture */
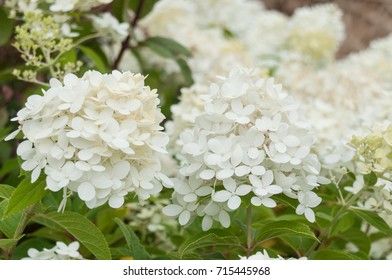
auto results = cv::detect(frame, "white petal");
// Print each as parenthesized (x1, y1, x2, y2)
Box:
(304, 208, 315, 223)
(91, 175, 113, 188)
(112, 161, 130, 179)
(184, 193, 198, 202)
(251, 197, 262, 206)
(163, 204, 183, 216)
(183, 143, 200, 155)
(31, 166, 42, 183)
(179, 210, 191, 225)
(128, 99, 141, 111)
(208, 138, 223, 154)
(236, 184, 252, 196)
(283, 135, 300, 147)
(275, 142, 287, 153)
(200, 169, 215, 180)
(216, 169, 234, 180)
(223, 178, 236, 192)
(5, 129, 20, 141)
(235, 165, 250, 177)
(202, 216, 213, 231)
(228, 195, 241, 210)
(249, 175, 262, 188)
(112, 138, 129, 149)
(296, 204, 306, 215)
(262, 170, 274, 186)
(219, 210, 230, 228)
(213, 190, 232, 202)
(108, 195, 124, 208)
(75, 161, 91, 171)
(261, 198, 276, 208)
(78, 182, 96, 201)
(251, 166, 265, 176)
(78, 149, 93, 161)
(267, 185, 282, 194)
(16, 140, 32, 156)
(231, 145, 243, 167)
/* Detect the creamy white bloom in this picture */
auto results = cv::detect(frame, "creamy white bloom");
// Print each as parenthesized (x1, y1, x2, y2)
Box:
(22, 241, 83, 260)
(285, 3, 345, 64)
(8, 70, 170, 209)
(48, 0, 112, 12)
(91, 12, 129, 42)
(165, 68, 324, 229)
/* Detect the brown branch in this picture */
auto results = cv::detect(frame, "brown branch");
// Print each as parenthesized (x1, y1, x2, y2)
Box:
(112, 0, 145, 69)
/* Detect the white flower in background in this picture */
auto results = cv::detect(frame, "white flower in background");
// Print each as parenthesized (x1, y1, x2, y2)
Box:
(165, 68, 324, 230)
(91, 13, 130, 42)
(239, 249, 307, 260)
(23, 241, 83, 260)
(48, 0, 113, 12)
(285, 3, 345, 64)
(7, 70, 171, 209)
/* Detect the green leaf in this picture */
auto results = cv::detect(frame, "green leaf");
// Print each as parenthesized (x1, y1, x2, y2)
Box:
(330, 212, 355, 236)
(0, 158, 19, 179)
(351, 209, 392, 234)
(312, 249, 361, 260)
(0, 236, 24, 249)
(273, 194, 297, 209)
(4, 176, 47, 218)
(178, 229, 240, 259)
(256, 220, 319, 243)
(338, 229, 370, 254)
(78, 46, 108, 73)
(176, 58, 194, 86)
(0, 184, 14, 200)
(143, 36, 192, 58)
(11, 238, 54, 260)
(363, 171, 377, 186)
(35, 211, 111, 260)
(0, 8, 14, 46)
(114, 218, 150, 260)
(0, 200, 22, 238)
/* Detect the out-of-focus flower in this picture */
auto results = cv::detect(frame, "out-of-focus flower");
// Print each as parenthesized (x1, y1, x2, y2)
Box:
(284, 3, 345, 64)
(239, 249, 307, 260)
(90, 13, 129, 42)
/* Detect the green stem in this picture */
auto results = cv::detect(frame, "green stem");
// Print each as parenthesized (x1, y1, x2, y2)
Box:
(4, 204, 36, 260)
(246, 205, 253, 257)
(305, 186, 367, 257)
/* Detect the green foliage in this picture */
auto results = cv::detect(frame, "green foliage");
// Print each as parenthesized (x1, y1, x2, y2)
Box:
(4, 176, 46, 218)
(312, 249, 361, 260)
(255, 220, 319, 243)
(0, 7, 14, 46)
(114, 218, 150, 260)
(34, 211, 111, 260)
(177, 229, 240, 259)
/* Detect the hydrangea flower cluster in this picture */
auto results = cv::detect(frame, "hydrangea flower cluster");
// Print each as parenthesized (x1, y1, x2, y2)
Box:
(163, 68, 326, 230)
(22, 241, 83, 260)
(90, 12, 130, 43)
(285, 3, 345, 64)
(7, 70, 172, 209)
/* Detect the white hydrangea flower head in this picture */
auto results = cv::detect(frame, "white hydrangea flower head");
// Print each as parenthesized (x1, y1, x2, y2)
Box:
(48, 0, 113, 12)
(7, 70, 172, 209)
(22, 241, 83, 260)
(164, 68, 324, 230)
(139, 0, 254, 82)
(90, 12, 130, 42)
(285, 3, 345, 64)
(239, 249, 307, 260)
